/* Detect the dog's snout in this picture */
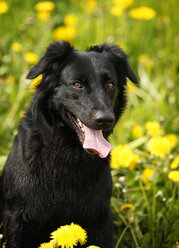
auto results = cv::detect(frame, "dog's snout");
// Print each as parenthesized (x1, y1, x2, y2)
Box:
(94, 111, 115, 129)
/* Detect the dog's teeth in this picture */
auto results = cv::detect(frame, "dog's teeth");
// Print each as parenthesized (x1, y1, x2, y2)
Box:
(77, 118, 83, 127)
(81, 127, 84, 133)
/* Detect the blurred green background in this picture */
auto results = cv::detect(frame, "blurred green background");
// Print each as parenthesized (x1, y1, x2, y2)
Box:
(0, 0, 179, 247)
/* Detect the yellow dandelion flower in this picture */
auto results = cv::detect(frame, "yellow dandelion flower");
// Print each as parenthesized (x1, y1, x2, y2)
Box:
(11, 42, 22, 53)
(129, 153, 139, 169)
(141, 168, 154, 184)
(38, 241, 54, 248)
(165, 134, 178, 148)
(50, 223, 87, 248)
(110, 146, 121, 169)
(171, 156, 179, 169)
(24, 52, 38, 64)
(168, 171, 179, 182)
(132, 123, 144, 139)
(110, 145, 139, 169)
(51, 225, 78, 248)
(115, 42, 126, 51)
(53, 26, 76, 44)
(0, 1, 8, 14)
(138, 54, 148, 63)
(129, 6, 156, 20)
(142, 168, 154, 179)
(113, 0, 133, 9)
(19, 111, 26, 119)
(53, 26, 67, 41)
(111, 0, 133, 17)
(35, 1, 55, 21)
(87, 246, 101, 248)
(111, 6, 123, 17)
(128, 217, 134, 223)
(29, 74, 43, 92)
(37, 11, 51, 21)
(35, 1, 55, 12)
(64, 14, 78, 27)
(145, 121, 163, 137)
(70, 223, 87, 245)
(138, 54, 154, 68)
(126, 80, 136, 93)
(86, 0, 96, 14)
(147, 136, 172, 157)
(120, 204, 135, 213)
(2, 242, 6, 248)
(116, 145, 133, 168)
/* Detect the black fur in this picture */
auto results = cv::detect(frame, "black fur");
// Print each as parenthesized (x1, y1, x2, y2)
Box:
(0, 41, 138, 248)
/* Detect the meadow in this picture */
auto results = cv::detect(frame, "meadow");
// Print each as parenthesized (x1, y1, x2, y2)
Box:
(0, 0, 179, 247)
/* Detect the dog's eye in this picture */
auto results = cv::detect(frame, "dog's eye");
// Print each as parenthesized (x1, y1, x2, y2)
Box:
(107, 82, 115, 89)
(73, 82, 82, 89)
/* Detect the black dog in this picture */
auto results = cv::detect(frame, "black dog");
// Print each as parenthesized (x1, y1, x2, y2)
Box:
(0, 41, 138, 248)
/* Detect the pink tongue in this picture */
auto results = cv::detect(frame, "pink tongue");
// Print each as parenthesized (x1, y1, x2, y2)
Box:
(83, 125, 112, 158)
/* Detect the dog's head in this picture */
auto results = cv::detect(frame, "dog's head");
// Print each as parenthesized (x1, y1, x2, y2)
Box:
(27, 41, 138, 158)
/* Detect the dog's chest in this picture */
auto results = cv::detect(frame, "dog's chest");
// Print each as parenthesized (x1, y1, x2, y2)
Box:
(27, 151, 112, 223)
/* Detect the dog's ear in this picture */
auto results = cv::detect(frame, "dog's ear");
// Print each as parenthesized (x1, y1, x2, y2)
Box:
(26, 41, 73, 79)
(125, 62, 138, 84)
(107, 44, 138, 84)
(26, 57, 46, 79)
(89, 44, 138, 84)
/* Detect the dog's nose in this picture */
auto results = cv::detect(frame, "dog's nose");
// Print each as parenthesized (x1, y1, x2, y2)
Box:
(94, 111, 115, 129)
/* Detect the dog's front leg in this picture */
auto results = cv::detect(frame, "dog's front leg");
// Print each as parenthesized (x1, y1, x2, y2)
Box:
(3, 210, 24, 248)
(85, 212, 113, 248)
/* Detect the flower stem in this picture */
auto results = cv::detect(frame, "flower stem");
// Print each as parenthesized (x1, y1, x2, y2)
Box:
(130, 227, 140, 247)
(139, 181, 151, 228)
(115, 226, 128, 248)
(172, 183, 177, 201)
(152, 168, 156, 248)
(118, 212, 128, 226)
(118, 213, 140, 247)
(128, 136, 149, 149)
